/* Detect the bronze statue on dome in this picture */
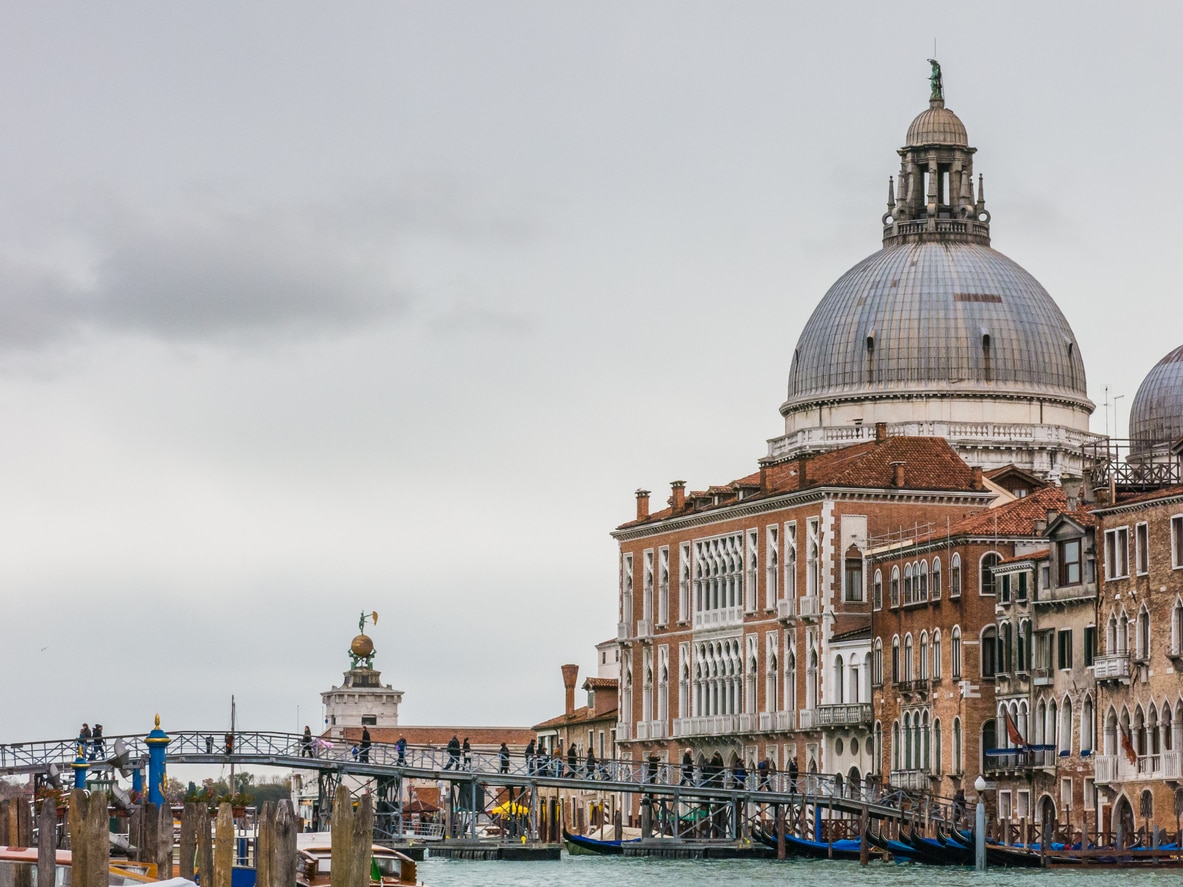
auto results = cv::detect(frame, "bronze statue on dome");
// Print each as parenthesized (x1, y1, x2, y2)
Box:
(928, 59, 944, 102)
(349, 610, 379, 669)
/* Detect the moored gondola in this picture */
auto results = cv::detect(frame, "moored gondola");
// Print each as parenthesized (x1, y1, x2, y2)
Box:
(562, 829, 638, 856)
(752, 825, 872, 861)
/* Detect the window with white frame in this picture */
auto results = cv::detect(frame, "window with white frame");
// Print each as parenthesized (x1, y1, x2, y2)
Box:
(951, 625, 963, 679)
(622, 554, 634, 625)
(980, 552, 1001, 596)
(1136, 522, 1149, 575)
(1084, 777, 1095, 810)
(873, 568, 883, 610)
(932, 557, 942, 600)
(693, 533, 744, 619)
(679, 543, 691, 623)
(890, 566, 900, 607)
(643, 550, 655, 623)
(765, 633, 778, 714)
(1171, 515, 1183, 568)
(951, 553, 962, 598)
(1136, 606, 1151, 661)
(1105, 527, 1129, 579)
(806, 518, 820, 597)
(1172, 600, 1183, 655)
(658, 547, 670, 625)
(678, 644, 690, 717)
(933, 629, 942, 680)
(657, 646, 669, 721)
(746, 531, 759, 613)
(1061, 777, 1073, 810)
(783, 637, 796, 711)
(785, 522, 798, 598)
(1016, 789, 1030, 820)
(873, 638, 883, 687)
(919, 632, 929, 680)
(765, 526, 778, 610)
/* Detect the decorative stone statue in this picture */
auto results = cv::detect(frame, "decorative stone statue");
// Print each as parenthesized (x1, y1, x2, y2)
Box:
(927, 58, 943, 101)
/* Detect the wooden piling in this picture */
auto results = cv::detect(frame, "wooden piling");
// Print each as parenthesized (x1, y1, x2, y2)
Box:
(38, 798, 57, 887)
(155, 801, 174, 880)
(270, 801, 298, 887)
(776, 805, 786, 860)
(67, 789, 108, 887)
(179, 803, 198, 882)
(330, 787, 373, 887)
(214, 804, 233, 887)
(128, 807, 143, 862)
(197, 805, 214, 887)
(143, 804, 159, 872)
(255, 802, 274, 887)
(858, 806, 869, 866)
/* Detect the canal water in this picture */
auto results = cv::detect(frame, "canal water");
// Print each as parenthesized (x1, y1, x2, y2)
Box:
(418, 855, 1181, 887)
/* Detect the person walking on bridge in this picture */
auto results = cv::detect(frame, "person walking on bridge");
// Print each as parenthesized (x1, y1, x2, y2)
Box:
(444, 735, 461, 770)
(567, 743, 578, 778)
(301, 726, 314, 758)
(462, 737, 472, 770)
(499, 742, 510, 774)
(396, 736, 406, 766)
(359, 727, 371, 763)
(585, 746, 596, 780)
(524, 738, 535, 775)
(680, 749, 693, 786)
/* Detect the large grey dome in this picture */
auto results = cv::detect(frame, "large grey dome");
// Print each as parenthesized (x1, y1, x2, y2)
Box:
(1130, 345, 1183, 451)
(783, 241, 1091, 413)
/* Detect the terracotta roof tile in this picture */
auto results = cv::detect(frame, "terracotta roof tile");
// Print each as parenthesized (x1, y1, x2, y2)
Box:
(997, 548, 1049, 565)
(531, 705, 618, 731)
(583, 677, 618, 689)
(1103, 485, 1183, 509)
(616, 436, 982, 530)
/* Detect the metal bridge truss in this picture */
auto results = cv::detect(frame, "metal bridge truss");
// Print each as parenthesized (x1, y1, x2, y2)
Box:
(0, 730, 955, 841)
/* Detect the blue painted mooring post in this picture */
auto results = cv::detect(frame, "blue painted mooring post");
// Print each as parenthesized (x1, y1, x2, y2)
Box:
(145, 714, 171, 806)
(71, 747, 89, 789)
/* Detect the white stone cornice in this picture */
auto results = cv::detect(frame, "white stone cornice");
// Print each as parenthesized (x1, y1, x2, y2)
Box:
(611, 487, 996, 543)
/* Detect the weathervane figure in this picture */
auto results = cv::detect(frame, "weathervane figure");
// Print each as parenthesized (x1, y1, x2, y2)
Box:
(349, 610, 379, 668)
(928, 58, 944, 101)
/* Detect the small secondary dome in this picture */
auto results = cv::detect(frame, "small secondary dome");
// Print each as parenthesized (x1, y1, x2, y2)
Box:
(1130, 344, 1183, 452)
(906, 99, 968, 147)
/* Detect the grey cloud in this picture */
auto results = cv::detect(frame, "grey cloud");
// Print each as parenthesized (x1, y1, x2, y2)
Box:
(0, 186, 536, 352)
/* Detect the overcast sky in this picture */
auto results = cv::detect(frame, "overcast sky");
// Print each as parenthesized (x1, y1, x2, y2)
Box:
(2, 3, 1180, 752)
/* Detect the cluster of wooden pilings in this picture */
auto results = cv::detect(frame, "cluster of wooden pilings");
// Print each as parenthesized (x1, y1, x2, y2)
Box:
(0, 789, 379, 887)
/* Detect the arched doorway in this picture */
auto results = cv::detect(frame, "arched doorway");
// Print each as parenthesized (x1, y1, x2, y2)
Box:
(1113, 795, 1136, 847)
(1038, 795, 1057, 845)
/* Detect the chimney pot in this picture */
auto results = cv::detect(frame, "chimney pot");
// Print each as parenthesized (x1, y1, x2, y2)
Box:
(671, 480, 686, 512)
(561, 664, 579, 717)
(891, 461, 906, 488)
(635, 489, 651, 521)
(875, 422, 888, 443)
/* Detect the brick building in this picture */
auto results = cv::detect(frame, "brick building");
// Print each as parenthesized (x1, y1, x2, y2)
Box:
(1092, 486, 1183, 841)
(612, 429, 993, 797)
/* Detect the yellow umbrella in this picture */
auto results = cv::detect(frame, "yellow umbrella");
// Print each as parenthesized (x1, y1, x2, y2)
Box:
(490, 800, 529, 816)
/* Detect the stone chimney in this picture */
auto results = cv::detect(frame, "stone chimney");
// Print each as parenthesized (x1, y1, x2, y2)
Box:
(635, 489, 650, 521)
(796, 454, 811, 487)
(875, 422, 888, 443)
(891, 461, 906, 488)
(1061, 477, 1082, 510)
(971, 466, 984, 491)
(670, 480, 686, 512)
(759, 463, 770, 492)
(561, 664, 579, 716)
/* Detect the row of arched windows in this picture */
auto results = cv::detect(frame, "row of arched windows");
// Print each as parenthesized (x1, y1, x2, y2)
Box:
(875, 626, 960, 685)
(875, 551, 1006, 610)
(888, 714, 961, 774)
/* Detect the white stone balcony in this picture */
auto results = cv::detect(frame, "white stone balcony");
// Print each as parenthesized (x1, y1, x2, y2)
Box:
(1094, 653, 1131, 681)
(777, 598, 796, 621)
(636, 619, 654, 640)
(634, 720, 667, 741)
(692, 606, 743, 631)
(890, 769, 933, 792)
(798, 596, 821, 620)
(616, 721, 632, 742)
(1164, 751, 1182, 781)
(672, 714, 740, 738)
(1032, 667, 1053, 686)
(815, 703, 873, 728)
(798, 708, 815, 730)
(617, 621, 630, 641)
(758, 710, 797, 732)
(1035, 583, 1095, 605)
(1094, 754, 1118, 784)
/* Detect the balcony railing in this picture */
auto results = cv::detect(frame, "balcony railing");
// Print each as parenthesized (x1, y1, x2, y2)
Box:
(890, 770, 933, 791)
(983, 746, 1055, 773)
(1035, 583, 1095, 605)
(893, 679, 931, 698)
(692, 606, 743, 631)
(777, 598, 796, 621)
(636, 619, 654, 640)
(1094, 653, 1131, 681)
(617, 621, 630, 641)
(758, 710, 797, 732)
(1094, 754, 1118, 784)
(673, 711, 797, 738)
(798, 596, 821, 620)
(634, 720, 667, 741)
(815, 703, 872, 727)
(1165, 751, 1183, 780)
(616, 721, 632, 742)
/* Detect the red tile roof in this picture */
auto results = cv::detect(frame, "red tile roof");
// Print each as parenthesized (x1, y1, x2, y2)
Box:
(583, 677, 618, 689)
(618, 436, 983, 529)
(997, 548, 1050, 565)
(1103, 485, 1183, 509)
(911, 486, 1094, 544)
(531, 705, 619, 731)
